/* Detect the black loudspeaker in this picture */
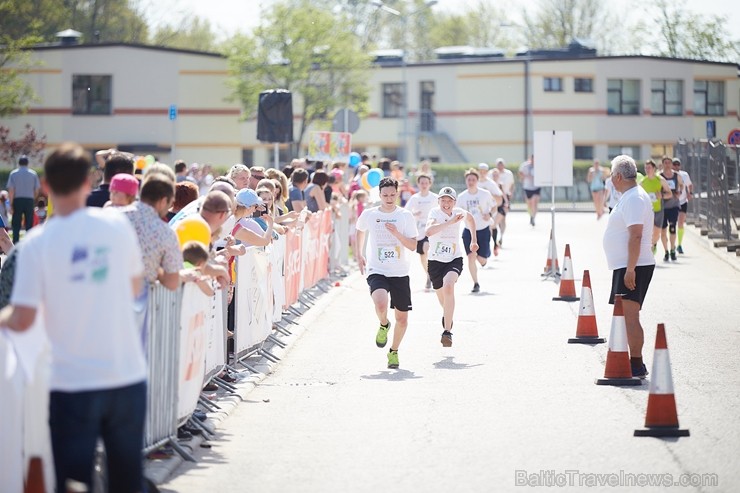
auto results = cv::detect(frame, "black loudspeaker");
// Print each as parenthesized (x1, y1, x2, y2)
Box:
(257, 89, 294, 143)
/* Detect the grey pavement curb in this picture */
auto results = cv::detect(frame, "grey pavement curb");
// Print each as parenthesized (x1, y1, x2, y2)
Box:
(145, 271, 361, 486)
(686, 223, 740, 272)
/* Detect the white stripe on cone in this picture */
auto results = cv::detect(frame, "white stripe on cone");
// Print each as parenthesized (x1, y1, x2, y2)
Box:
(649, 349, 675, 394)
(562, 256, 573, 280)
(608, 315, 628, 352)
(579, 287, 595, 316)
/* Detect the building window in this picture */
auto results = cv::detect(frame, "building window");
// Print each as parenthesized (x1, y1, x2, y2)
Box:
(650, 144, 673, 159)
(242, 149, 254, 166)
(574, 146, 594, 160)
(693, 80, 724, 116)
(651, 79, 683, 115)
(543, 77, 563, 92)
(607, 79, 640, 115)
(72, 75, 112, 115)
(608, 145, 640, 160)
(574, 78, 593, 93)
(382, 83, 405, 118)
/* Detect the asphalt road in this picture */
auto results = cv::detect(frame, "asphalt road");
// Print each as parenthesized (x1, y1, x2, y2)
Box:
(161, 210, 740, 493)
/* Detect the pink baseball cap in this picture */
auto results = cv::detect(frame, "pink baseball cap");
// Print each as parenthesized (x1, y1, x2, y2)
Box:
(110, 173, 139, 196)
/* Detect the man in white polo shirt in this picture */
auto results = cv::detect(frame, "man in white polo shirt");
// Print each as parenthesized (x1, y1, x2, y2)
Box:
(602, 154, 655, 379)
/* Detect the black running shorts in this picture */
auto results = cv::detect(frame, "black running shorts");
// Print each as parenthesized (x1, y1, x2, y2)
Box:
(427, 258, 464, 290)
(367, 274, 412, 312)
(609, 265, 655, 309)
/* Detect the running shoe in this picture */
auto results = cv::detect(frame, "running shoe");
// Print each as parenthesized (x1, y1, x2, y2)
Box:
(387, 350, 399, 369)
(376, 322, 390, 348)
(441, 330, 453, 347)
(530, 216, 535, 226)
(631, 363, 649, 379)
(677, 245, 684, 254)
(670, 250, 677, 261)
(663, 252, 670, 262)
(471, 283, 480, 293)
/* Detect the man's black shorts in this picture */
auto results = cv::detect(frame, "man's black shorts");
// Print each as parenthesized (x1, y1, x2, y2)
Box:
(524, 188, 541, 199)
(416, 237, 429, 254)
(609, 265, 655, 309)
(497, 205, 507, 216)
(679, 202, 688, 213)
(427, 258, 463, 290)
(463, 227, 491, 258)
(367, 274, 412, 311)
(662, 207, 679, 228)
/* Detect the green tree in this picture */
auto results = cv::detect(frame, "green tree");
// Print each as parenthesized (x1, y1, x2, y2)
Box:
(429, 1, 514, 53)
(0, 37, 39, 117)
(225, 0, 372, 156)
(0, 1, 45, 116)
(151, 17, 220, 52)
(653, 0, 739, 62)
(0, 0, 148, 44)
(521, 0, 618, 51)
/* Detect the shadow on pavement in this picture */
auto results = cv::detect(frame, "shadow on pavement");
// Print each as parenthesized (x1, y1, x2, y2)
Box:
(360, 369, 423, 381)
(432, 356, 484, 370)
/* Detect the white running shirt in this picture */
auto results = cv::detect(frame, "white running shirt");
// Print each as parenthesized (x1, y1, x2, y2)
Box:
(426, 207, 467, 263)
(405, 191, 438, 239)
(356, 206, 417, 277)
(11, 208, 146, 391)
(458, 189, 495, 231)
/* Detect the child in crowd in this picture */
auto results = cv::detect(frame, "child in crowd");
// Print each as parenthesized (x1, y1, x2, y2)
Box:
(182, 240, 209, 269)
(107, 173, 139, 206)
(35, 197, 48, 225)
(181, 240, 214, 296)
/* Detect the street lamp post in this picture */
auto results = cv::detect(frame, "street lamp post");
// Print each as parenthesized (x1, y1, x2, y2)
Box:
(501, 23, 533, 161)
(373, 0, 437, 165)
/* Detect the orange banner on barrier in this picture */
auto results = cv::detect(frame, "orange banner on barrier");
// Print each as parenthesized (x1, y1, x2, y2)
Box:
(283, 227, 302, 308)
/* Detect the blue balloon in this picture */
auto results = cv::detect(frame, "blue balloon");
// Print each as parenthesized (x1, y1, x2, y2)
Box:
(348, 152, 361, 167)
(366, 168, 383, 187)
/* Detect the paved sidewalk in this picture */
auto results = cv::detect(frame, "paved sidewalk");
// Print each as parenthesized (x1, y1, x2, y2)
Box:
(160, 211, 740, 493)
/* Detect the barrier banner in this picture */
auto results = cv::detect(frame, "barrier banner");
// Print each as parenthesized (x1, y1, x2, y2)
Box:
(235, 248, 274, 355)
(316, 210, 333, 281)
(177, 283, 209, 422)
(303, 211, 333, 290)
(204, 287, 227, 382)
(271, 235, 286, 322)
(302, 212, 322, 290)
(283, 228, 302, 308)
(0, 321, 54, 493)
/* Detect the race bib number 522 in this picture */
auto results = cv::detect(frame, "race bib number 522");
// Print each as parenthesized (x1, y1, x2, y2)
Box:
(378, 246, 400, 263)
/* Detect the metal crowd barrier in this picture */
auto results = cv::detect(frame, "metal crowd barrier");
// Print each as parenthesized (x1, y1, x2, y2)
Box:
(2, 208, 352, 481)
(674, 139, 738, 241)
(143, 284, 192, 460)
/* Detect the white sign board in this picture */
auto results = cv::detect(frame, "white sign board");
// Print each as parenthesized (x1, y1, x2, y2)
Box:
(533, 130, 574, 187)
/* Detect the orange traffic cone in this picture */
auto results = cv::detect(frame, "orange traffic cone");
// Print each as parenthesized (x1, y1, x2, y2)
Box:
(24, 457, 46, 493)
(541, 230, 560, 277)
(634, 324, 690, 437)
(568, 270, 605, 344)
(595, 295, 641, 386)
(553, 244, 579, 301)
